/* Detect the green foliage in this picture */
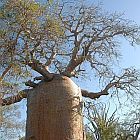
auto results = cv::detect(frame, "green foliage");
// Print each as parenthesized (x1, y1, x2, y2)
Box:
(86, 132, 94, 140)
(0, 0, 65, 81)
(19, 136, 25, 140)
(85, 103, 119, 140)
(85, 102, 139, 140)
(96, 110, 117, 139)
(0, 105, 25, 140)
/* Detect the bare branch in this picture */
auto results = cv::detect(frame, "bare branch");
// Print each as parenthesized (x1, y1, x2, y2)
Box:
(34, 76, 44, 81)
(25, 80, 38, 88)
(30, 40, 42, 59)
(63, 37, 96, 77)
(135, 126, 140, 140)
(0, 64, 13, 81)
(82, 68, 140, 99)
(45, 50, 56, 67)
(0, 89, 30, 106)
(60, 4, 139, 78)
(81, 89, 109, 99)
(27, 59, 54, 80)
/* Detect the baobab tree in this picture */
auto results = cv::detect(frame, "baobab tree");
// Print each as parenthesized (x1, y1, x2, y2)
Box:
(0, 0, 140, 140)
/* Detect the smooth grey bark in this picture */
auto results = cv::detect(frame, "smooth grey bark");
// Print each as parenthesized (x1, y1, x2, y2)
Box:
(25, 75, 85, 140)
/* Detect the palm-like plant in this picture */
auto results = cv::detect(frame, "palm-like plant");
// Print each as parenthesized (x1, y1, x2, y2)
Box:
(85, 103, 118, 140)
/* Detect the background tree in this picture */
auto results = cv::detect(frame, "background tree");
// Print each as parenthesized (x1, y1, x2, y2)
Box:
(85, 103, 118, 140)
(84, 102, 137, 140)
(0, 104, 25, 140)
(121, 100, 140, 140)
(0, 76, 25, 139)
(0, 0, 140, 139)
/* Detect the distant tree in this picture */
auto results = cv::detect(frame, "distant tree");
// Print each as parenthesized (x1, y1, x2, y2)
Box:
(86, 131, 95, 140)
(85, 103, 118, 140)
(122, 103, 140, 140)
(0, 0, 140, 139)
(85, 102, 140, 140)
(19, 136, 25, 140)
(0, 81, 25, 139)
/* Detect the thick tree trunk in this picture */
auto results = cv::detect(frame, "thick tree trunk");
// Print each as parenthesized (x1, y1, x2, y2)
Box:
(25, 75, 85, 140)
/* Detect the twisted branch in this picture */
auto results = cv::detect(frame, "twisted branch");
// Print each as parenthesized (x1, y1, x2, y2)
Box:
(27, 59, 54, 80)
(0, 89, 30, 106)
(82, 68, 140, 99)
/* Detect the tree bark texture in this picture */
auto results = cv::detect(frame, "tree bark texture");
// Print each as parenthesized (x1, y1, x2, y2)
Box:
(25, 75, 85, 140)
